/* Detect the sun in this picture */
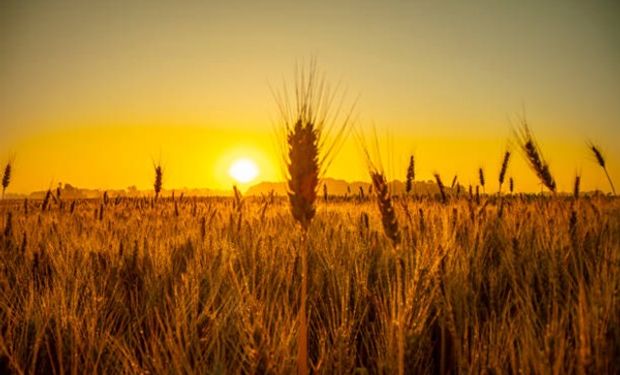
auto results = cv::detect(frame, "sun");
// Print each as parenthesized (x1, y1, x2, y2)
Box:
(229, 158, 259, 184)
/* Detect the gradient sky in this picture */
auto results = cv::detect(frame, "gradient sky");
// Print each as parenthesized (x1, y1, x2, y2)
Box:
(1, 0, 619, 193)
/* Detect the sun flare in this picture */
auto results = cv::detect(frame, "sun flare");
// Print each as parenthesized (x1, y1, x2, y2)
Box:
(228, 158, 259, 184)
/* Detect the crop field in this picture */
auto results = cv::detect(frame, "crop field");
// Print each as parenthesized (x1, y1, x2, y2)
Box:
(0, 194, 618, 374)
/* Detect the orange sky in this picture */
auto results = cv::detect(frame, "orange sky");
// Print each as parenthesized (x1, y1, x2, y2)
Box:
(1, 1, 619, 193)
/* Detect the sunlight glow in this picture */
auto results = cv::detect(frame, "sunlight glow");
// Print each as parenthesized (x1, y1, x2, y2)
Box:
(228, 158, 259, 184)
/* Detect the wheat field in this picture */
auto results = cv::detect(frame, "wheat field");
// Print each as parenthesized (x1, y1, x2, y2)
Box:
(0, 194, 618, 374)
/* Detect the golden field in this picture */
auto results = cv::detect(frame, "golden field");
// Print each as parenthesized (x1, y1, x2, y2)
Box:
(0, 194, 618, 374)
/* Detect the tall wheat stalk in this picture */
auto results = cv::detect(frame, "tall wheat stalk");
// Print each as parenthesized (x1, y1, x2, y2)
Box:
(371, 171, 401, 246)
(153, 162, 163, 200)
(359, 132, 405, 374)
(588, 143, 615, 195)
(405, 155, 415, 195)
(2, 157, 13, 199)
(516, 121, 556, 193)
(478, 167, 485, 194)
(287, 120, 319, 231)
(450, 175, 458, 190)
(498, 151, 511, 194)
(435, 173, 447, 204)
(275, 60, 352, 375)
(574, 175, 581, 200)
(369, 168, 404, 375)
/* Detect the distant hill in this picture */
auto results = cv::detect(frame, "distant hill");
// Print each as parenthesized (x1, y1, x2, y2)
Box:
(245, 177, 449, 196)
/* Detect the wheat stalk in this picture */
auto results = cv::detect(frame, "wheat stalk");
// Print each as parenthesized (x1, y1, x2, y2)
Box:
(574, 175, 581, 200)
(405, 155, 415, 195)
(232, 185, 243, 231)
(2, 158, 13, 199)
(368, 167, 403, 375)
(287, 119, 319, 230)
(153, 162, 163, 200)
(4, 211, 13, 238)
(435, 173, 447, 204)
(516, 121, 556, 193)
(370, 171, 401, 246)
(275, 60, 353, 375)
(42, 189, 51, 211)
(498, 151, 511, 194)
(588, 143, 615, 195)
(233, 185, 243, 211)
(450, 175, 458, 190)
(323, 183, 328, 203)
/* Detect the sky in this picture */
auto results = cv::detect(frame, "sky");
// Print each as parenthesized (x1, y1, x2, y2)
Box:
(1, 0, 619, 193)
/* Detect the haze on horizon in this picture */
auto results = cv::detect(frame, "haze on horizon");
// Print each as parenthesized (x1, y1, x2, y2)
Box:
(1, 0, 619, 194)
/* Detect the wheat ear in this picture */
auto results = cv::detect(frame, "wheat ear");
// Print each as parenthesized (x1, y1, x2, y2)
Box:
(516, 121, 556, 193)
(588, 143, 615, 195)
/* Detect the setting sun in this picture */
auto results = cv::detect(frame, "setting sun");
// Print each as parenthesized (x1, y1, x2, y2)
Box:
(228, 158, 259, 184)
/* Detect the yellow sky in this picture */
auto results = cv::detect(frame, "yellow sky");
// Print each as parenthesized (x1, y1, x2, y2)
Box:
(1, 1, 619, 193)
